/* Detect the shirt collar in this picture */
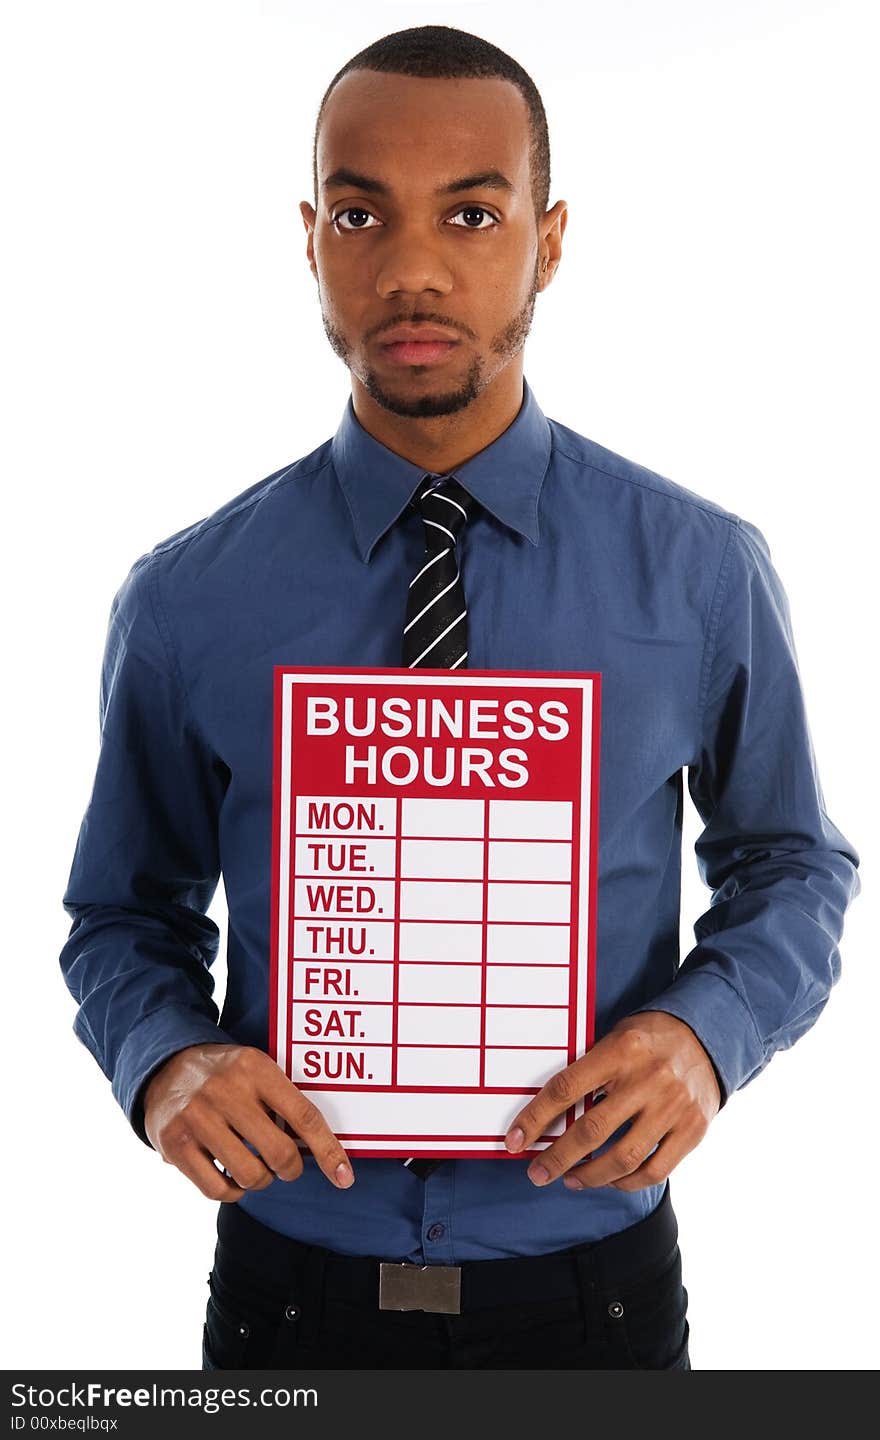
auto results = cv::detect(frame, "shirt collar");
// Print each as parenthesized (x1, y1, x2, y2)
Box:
(331, 376, 553, 563)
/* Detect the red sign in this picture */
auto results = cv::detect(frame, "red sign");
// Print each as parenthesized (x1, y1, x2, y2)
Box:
(269, 667, 601, 1159)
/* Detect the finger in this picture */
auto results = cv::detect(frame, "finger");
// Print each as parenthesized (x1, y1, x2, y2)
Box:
(524, 1088, 643, 1186)
(257, 1064, 355, 1188)
(562, 1113, 665, 1189)
(161, 1128, 247, 1202)
(224, 1096, 305, 1183)
(609, 1124, 696, 1191)
(504, 1049, 613, 1152)
(194, 1109, 277, 1191)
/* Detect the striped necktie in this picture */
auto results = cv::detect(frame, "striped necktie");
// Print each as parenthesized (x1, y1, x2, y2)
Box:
(401, 475, 474, 670)
(401, 474, 476, 1179)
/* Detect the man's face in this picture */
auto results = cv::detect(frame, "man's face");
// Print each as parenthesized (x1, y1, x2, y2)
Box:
(301, 70, 563, 419)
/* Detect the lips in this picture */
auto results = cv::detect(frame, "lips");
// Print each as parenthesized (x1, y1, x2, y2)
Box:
(380, 325, 461, 344)
(378, 327, 461, 367)
(381, 340, 459, 366)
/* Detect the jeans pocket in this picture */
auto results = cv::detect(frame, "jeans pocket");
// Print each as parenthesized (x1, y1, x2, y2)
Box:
(602, 1245, 690, 1371)
(204, 1267, 305, 1369)
(203, 1281, 254, 1369)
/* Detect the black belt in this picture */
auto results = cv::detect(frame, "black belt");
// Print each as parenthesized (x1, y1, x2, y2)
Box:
(214, 1182, 677, 1318)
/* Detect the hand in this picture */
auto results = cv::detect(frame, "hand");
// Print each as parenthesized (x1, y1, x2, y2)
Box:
(504, 1011, 721, 1191)
(143, 1043, 355, 1201)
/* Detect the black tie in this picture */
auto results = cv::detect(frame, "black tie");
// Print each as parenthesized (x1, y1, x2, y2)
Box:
(400, 474, 476, 1179)
(401, 474, 474, 670)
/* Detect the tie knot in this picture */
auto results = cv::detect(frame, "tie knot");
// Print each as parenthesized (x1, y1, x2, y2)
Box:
(414, 475, 475, 549)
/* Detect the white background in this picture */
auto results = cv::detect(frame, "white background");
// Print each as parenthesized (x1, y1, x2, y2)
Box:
(3, 0, 876, 1370)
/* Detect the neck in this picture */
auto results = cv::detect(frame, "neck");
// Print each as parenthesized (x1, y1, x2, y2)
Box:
(350, 361, 524, 474)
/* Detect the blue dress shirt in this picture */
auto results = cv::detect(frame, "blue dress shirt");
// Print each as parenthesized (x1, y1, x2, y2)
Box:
(60, 377, 860, 1262)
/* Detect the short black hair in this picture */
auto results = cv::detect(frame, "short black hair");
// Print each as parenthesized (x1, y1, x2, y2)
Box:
(312, 25, 551, 223)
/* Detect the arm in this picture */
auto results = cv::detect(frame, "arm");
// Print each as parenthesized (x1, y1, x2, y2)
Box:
(627, 515, 861, 1105)
(504, 516, 860, 1188)
(59, 552, 238, 1145)
(60, 552, 355, 1195)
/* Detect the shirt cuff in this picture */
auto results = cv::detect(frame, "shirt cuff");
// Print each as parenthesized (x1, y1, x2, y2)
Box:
(627, 969, 767, 1108)
(110, 1003, 239, 1148)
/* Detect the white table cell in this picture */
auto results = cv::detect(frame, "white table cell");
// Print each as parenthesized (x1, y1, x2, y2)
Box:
(488, 840, 571, 882)
(484, 1049, 569, 1088)
(295, 836, 395, 878)
(399, 921, 483, 962)
(294, 1044, 392, 1086)
(293, 961, 393, 1002)
(489, 800, 572, 840)
(487, 923, 570, 965)
(402, 797, 484, 837)
(294, 877, 396, 921)
(310, 1089, 567, 1140)
(401, 838, 484, 880)
(396, 1047, 481, 1087)
(485, 1007, 570, 1048)
(397, 1004, 482, 1045)
(398, 964, 483, 1003)
(400, 880, 483, 922)
(293, 1002, 392, 1045)
(488, 882, 570, 924)
(486, 966, 570, 1005)
(294, 919, 394, 963)
(295, 795, 397, 837)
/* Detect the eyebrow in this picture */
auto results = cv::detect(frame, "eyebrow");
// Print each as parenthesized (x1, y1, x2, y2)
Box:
(321, 167, 515, 197)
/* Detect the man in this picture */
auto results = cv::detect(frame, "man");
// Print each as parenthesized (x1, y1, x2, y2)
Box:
(60, 25, 860, 1371)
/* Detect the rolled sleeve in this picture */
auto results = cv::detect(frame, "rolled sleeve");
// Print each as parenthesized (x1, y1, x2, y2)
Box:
(630, 517, 861, 1103)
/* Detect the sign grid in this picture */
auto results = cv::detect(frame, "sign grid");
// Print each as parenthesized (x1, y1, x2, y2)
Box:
(269, 668, 601, 1159)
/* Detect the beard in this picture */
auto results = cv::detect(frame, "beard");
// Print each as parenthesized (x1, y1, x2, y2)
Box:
(319, 257, 540, 418)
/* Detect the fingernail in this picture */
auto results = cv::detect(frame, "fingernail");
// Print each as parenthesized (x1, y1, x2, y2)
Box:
(506, 1127, 525, 1151)
(335, 1162, 354, 1186)
(528, 1164, 550, 1186)
(563, 1175, 583, 1190)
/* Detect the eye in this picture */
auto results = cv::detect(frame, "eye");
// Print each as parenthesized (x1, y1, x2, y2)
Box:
(331, 204, 500, 233)
(332, 207, 380, 232)
(448, 205, 499, 230)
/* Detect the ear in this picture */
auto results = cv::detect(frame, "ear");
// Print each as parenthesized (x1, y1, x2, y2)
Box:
(300, 201, 318, 281)
(538, 200, 568, 287)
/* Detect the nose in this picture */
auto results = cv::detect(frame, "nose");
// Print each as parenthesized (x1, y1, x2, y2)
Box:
(375, 232, 454, 300)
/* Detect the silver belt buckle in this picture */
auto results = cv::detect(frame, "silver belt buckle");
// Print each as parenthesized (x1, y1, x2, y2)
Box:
(379, 1262, 462, 1315)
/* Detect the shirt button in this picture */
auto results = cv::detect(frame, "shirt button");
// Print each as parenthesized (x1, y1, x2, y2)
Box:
(426, 1223, 446, 1242)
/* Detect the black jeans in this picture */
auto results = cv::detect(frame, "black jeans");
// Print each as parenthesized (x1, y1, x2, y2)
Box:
(202, 1181, 690, 1370)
